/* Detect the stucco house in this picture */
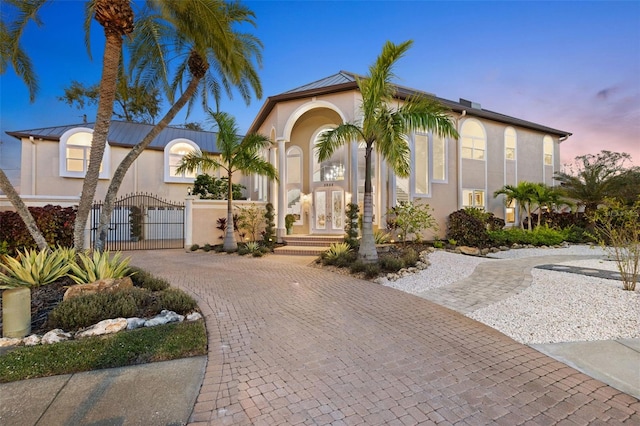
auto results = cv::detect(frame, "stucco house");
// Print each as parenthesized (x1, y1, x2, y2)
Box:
(249, 71, 570, 239)
(4, 71, 571, 244)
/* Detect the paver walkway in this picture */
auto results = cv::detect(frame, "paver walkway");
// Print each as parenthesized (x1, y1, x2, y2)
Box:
(415, 255, 602, 314)
(129, 250, 639, 425)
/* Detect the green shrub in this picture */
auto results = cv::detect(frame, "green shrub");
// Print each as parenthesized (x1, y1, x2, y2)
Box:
(387, 201, 438, 243)
(401, 248, 419, 267)
(128, 266, 170, 291)
(374, 230, 391, 244)
(0, 248, 71, 288)
(447, 209, 491, 247)
(202, 244, 212, 252)
(238, 241, 261, 256)
(156, 288, 198, 314)
(530, 225, 565, 246)
(323, 242, 352, 262)
(262, 203, 276, 248)
(68, 250, 132, 284)
(344, 203, 360, 249)
(433, 240, 444, 249)
(350, 261, 380, 278)
(47, 287, 152, 331)
(379, 256, 404, 272)
(189, 244, 200, 251)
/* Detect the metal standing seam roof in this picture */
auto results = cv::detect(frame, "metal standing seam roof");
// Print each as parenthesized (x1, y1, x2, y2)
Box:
(5, 121, 221, 153)
(249, 71, 572, 138)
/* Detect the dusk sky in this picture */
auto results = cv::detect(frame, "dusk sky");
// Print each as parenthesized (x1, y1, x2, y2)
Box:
(1, 0, 639, 181)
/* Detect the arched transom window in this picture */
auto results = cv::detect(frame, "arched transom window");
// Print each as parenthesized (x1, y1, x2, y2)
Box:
(59, 127, 110, 179)
(461, 120, 486, 160)
(164, 139, 199, 182)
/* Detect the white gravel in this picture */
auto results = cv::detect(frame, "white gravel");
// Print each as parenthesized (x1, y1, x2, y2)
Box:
(380, 250, 490, 294)
(384, 245, 639, 345)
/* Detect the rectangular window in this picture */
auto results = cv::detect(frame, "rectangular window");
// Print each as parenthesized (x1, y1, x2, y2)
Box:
(461, 137, 485, 160)
(505, 137, 516, 161)
(433, 134, 446, 181)
(544, 138, 553, 166)
(505, 200, 516, 223)
(462, 189, 485, 208)
(414, 133, 429, 195)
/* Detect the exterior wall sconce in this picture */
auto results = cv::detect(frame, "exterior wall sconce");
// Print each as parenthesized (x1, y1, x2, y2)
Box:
(187, 186, 192, 196)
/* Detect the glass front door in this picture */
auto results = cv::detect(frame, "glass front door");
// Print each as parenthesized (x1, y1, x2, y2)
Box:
(313, 188, 344, 233)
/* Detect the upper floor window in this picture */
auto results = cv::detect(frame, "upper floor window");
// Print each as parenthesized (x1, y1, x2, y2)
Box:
(313, 129, 346, 183)
(543, 136, 553, 166)
(164, 139, 199, 183)
(505, 127, 516, 161)
(59, 127, 110, 179)
(461, 120, 486, 160)
(433, 133, 447, 182)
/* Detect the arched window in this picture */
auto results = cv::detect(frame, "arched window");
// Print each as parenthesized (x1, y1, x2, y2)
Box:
(543, 136, 553, 166)
(59, 127, 110, 179)
(164, 139, 199, 183)
(504, 127, 516, 160)
(286, 146, 303, 223)
(312, 129, 346, 183)
(461, 120, 486, 160)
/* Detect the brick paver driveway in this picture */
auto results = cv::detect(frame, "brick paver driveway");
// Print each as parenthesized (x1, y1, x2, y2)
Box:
(129, 250, 639, 425)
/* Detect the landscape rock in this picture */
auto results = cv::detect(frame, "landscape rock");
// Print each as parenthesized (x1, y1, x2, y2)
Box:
(42, 329, 72, 344)
(0, 337, 22, 347)
(459, 246, 481, 256)
(24, 334, 41, 346)
(64, 276, 134, 301)
(76, 318, 128, 338)
(480, 248, 490, 256)
(186, 312, 203, 321)
(127, 317, 147, 330)
(144, 310, 184, 327)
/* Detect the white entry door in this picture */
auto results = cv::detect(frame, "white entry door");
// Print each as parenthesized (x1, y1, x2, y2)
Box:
(313, 188, 344, 233)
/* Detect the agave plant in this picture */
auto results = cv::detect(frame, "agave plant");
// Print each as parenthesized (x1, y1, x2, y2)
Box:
(0, 248, 71, 288)
(324, 242, 352, 261)
(68, 250, 132, 284)
(374, 230, 392, 244)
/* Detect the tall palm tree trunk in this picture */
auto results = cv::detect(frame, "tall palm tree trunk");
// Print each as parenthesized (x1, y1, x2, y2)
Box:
(224, 171, 237, 252)
(95, 76, 202, 251)
(73, 34, 123, 250)
(0, 169, 48, 251)
(358, 144, 377, 263)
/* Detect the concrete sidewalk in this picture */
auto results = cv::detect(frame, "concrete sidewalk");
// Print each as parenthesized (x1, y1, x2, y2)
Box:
(0, 356, 206, 426)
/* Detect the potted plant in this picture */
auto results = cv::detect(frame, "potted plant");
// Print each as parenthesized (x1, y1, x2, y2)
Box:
(285, 214, 296, 235)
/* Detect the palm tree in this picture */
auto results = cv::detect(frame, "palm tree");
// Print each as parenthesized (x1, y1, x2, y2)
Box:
(494, 181, 538, 230)
(554, 151, 634, 215)
(530, 183, 570, 227)
(73, 0, 134, 250)
(316, 40, 458, 263)
(1, 0, 134, 250)
(176, 111, 277, 252)
(94, 0, 262, 251)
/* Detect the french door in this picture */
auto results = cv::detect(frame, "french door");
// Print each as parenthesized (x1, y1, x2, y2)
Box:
(313, 188, 344, 233)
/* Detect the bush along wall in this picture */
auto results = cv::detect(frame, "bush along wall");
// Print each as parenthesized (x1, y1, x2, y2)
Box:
(0, 205, 76, 255)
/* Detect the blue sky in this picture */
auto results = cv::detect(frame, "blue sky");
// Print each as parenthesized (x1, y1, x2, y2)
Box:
(1, 0, 639, 178)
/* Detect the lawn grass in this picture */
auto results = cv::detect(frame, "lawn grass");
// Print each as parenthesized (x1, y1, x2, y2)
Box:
(0, 320, 207, 383)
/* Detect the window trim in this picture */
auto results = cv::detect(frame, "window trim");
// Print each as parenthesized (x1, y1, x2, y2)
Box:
(504, 127, 517, 161)
(412, 132, 431, 197)
(460, 119, 487, 161)
(543, 135, 553, 166)
(59, 127, 111, 179)
(286, 146, 304, 224)
(432, 133, 448, 183)
(164, 138, 200, 183)
(461, 188, 486, 209)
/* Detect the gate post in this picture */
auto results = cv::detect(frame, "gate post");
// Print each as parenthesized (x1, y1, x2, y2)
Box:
(184, 196, 194, 249)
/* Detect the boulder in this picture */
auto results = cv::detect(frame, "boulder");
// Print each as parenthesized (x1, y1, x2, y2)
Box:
(459, 246, 481, 256)
(76, 318, 128, 338)
(144, 310, 184, 327)
(186, 312, 203, 322)
(0, 337, 22, 348)
(42, 329, 72, 344)
(24, 334, 41, 346)
(64, 276, 133, 301)
(127, 317, 147, 330)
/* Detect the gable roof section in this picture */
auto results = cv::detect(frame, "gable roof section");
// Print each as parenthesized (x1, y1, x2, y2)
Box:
(249, 71, 572, 138)
(6, 121, 220, 153)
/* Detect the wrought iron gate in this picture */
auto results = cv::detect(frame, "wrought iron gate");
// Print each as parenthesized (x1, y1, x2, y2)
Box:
(91, 193, 185, 250)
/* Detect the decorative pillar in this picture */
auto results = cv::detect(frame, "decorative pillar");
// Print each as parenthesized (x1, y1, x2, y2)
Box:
(350, 139, 358, 207)
(184, 196, 194, 249)
(276, 138, 287, 242)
